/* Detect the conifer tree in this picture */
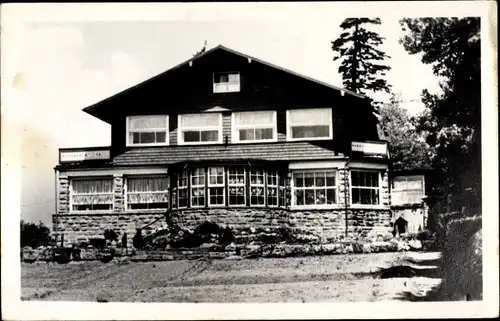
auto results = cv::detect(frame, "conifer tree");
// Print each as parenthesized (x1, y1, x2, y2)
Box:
(331, 18, 391, 96)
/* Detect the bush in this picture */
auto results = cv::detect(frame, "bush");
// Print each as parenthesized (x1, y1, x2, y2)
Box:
(416, 229, 434, 242)
(218, 227, 234, 246)
(104, 229, 118, 242)
(89, 238, 106, 249)
(194, 221, 222, 244)
(20, 220, 51, 248)
(133, 229, 145, 249)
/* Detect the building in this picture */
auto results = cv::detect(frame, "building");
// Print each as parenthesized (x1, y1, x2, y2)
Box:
(391, 169, 430, 235)
(53, 45, 398, 246)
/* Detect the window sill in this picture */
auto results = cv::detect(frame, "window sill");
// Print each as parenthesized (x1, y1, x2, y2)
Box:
(126, 143, 170, 148)
(232, 138, 278, 144)
(290, 205, 341, 211)
(349, 205, 390, 210)
(66, 210, 113, 215)
(286, 136, 333, 142)
(178, 141, 223, 146)
(123, 209, 168, 214)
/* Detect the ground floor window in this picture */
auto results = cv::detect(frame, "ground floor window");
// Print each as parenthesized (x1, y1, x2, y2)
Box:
(208, 167, 225, 206)
(177, 171, 188, 208)
(126, 175, 169, 209)
(292, 170, 337, 207)
(351, 170, 380, 205)
(71, 177, 113, 211)
(228, 167, 246, 206)
(250, 168, 265, 206)
(191, 168, 206, 207)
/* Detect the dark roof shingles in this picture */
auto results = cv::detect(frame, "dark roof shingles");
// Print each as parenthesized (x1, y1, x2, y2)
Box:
(113, 142, 342, 166)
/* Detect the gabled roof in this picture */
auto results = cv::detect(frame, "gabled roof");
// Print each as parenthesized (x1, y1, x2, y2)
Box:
(82, 44, 366, 117)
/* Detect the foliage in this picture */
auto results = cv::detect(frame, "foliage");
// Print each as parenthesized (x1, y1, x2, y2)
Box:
(121, 233, 128, 249)
(103, 229, 118, 242)
(89, 238, 106, 249)
(377, 93, 433, 171)
(218, 227, 235, 246)
(399, 17, 481, 212)
(20, 220, 51, 248)
(331, 18, 391, 102)
(132, 229, 145, 249)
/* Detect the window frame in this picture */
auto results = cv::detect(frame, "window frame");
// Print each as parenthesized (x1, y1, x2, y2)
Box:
(290, 169, 339, 210)
(177, 170, 189, 209)
(228, 167, 246, 207)
(190, 168, 206, 208)
(177, 113, 223, 145)
(69, 177, 114, 213)
(231, 110, 278, 143)
(208, 166, 226, 207)
(126, 115, 169, 147)
(349, 169, 383, 208)
(249, 168, 266, 207)
(124, 175, 170, 211)
(266, 170, 279, 207)
(213, 71, 241, 93)
(286, 108, 333, 142)
(391, 175, 425, 205)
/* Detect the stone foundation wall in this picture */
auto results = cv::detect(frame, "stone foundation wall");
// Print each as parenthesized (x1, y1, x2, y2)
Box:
(171, 208, 289, 232)
(52, 212, 166, 245)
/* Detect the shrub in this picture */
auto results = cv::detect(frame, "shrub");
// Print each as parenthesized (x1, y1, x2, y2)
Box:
(89, 238, 106, 249)
(416, 229, 434, 242)
(218, 227, 234, 246)
(104, 229, 118, 242)
(194, 221, 222, 243)
(132, 229, 145, 249)
(20, 220, 51, 248)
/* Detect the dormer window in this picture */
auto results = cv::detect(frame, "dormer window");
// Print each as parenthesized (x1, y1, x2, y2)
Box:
(178, 113, 223, 145)
(126, 115, 169, 146)
(213, 72, 240, 93)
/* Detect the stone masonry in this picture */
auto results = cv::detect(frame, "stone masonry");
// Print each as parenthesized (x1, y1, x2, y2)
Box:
(54, 167, 392, 245)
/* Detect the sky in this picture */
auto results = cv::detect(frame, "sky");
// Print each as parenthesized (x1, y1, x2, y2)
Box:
(2, 3, 447, 226)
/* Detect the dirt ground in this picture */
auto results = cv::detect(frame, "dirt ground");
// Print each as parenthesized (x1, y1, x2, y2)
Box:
(21, 251, 442, 302)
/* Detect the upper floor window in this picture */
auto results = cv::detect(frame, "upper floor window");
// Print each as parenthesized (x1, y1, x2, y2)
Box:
(287, 108, 333, 141)
(127, 115, 169, 146)
(392, 175, 424, 205)
(232, 111, 277, 143)
(178, 113, 222, 145)
(125, 175, 169, 210)
(351, 170, 380, 206)
(71, 177, 113, 212)
(213, 72, 240, 93)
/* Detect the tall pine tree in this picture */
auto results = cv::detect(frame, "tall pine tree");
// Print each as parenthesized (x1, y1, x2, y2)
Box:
(331, 18, 392, 97)
(400, 17, 481, 212)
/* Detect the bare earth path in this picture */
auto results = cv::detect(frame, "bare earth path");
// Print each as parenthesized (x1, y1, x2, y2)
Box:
(21, 251, 442, 302)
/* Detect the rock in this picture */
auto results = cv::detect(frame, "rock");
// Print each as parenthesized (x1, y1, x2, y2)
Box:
(344, 244, 354, 254)
(22, 247, 38, 263)
(224, 243, 237, 251)
(362, 243, 372, 253)
(224, 255, 243, 261)
(408, 240, 422, 250)
(322, 244, 336, 254)
(200, 242, 219, 249)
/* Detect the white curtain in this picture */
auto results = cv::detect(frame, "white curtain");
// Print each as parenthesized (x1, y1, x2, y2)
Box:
(180, 113, 220, 127)
(128, 115, 167, 130)
(234, 111, 274, 126)
(289, 108, 331, 125)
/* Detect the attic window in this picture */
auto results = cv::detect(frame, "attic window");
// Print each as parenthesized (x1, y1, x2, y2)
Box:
(213, 72, 240, 93)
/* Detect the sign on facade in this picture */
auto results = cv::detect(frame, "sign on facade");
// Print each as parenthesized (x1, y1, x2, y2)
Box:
(60, 150, 111, 162)
(351, 141, 388, 156)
